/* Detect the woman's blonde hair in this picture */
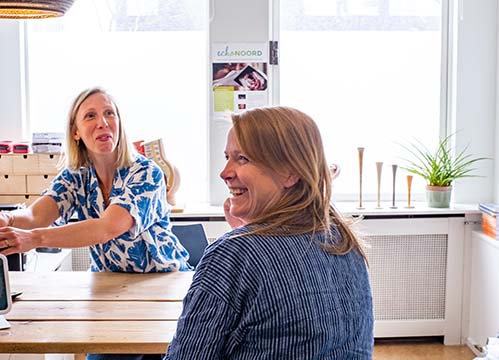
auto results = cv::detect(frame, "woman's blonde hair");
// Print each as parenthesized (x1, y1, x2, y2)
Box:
(231, 106, 367, 261)
(65, 87, 134, 169)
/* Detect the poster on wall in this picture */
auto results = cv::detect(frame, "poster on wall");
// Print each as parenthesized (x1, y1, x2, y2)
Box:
(212, 42, 269, 114)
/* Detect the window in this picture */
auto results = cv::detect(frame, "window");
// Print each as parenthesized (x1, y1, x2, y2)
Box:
(26, 0, 208, 205)
(26, 0, 446, 206)
(279, 0, 444, 202)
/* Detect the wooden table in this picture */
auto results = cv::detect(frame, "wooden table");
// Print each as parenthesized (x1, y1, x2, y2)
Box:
(0, 271, 194, 355)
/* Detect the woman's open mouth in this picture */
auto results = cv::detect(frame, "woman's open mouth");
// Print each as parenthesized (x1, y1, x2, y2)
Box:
(229, 187, 247, 197)
(96, 134, 112, 142)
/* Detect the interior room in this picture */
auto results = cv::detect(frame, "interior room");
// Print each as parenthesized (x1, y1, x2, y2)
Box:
(0, 0, 498, 359)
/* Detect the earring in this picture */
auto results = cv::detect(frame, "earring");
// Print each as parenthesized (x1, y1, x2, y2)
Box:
(76, 139, 80, 146)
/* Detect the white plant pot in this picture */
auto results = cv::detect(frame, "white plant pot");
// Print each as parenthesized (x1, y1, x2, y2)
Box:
(426, 185, 452, 208)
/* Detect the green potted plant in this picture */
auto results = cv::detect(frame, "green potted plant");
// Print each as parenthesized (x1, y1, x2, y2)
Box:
(401, 134, 487, 208)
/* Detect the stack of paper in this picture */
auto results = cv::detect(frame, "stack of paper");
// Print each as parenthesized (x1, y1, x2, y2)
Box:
(32, 132, 64, 154)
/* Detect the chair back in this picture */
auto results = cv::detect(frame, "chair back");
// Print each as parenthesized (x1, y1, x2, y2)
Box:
(171, 224, 209, 268)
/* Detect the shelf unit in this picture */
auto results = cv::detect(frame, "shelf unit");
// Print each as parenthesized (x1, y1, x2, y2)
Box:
(0, 153, 62, 206)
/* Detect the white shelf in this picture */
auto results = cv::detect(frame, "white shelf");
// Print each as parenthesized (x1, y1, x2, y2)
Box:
(172, 202, 481, 218)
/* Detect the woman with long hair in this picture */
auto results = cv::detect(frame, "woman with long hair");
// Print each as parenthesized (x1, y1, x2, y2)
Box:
(166, 106, 373, 359)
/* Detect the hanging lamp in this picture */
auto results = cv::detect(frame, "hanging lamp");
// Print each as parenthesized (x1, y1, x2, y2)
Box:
(0, 0, 75, 19)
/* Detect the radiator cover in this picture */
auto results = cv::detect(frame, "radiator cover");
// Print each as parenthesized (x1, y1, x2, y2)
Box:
(366, 234, 448, 321)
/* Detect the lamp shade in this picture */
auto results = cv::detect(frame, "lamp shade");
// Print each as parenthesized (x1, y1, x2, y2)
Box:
(0, 0, 75, 19)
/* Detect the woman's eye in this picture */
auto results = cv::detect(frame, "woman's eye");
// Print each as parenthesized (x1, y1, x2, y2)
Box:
(237, 155, 249, 164)
(84, 112, 96, 120)
(105, 110, 115, 117)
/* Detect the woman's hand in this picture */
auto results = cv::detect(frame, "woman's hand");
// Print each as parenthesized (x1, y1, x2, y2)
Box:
(223, 198, 246, 229)
(0, 227, 38, 256)
(0, 212, 11, 227)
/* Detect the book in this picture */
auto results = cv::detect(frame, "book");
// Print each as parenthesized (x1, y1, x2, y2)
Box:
(482, 222, 498, 238)
(482, 227, 499, 240)
(482, 212, 497, 229)
(479, 204, 499, 239)
(479, 203, 499, 216)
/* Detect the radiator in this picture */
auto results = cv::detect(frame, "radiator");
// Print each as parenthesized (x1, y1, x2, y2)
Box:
(365, 234, 448, 321)
(71, 247, 90, 271)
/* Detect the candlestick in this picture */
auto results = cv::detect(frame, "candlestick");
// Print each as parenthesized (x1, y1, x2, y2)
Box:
(357, 147, 365, 209)
(376, 162, 383, 209)
(406, 175, 414, 208)
(390, 164, 398, 209)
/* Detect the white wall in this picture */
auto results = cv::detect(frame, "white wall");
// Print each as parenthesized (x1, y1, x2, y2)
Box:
(0, 20, 27, 141)
(496, 2, 499, 203)
(453, 0, 497, 204)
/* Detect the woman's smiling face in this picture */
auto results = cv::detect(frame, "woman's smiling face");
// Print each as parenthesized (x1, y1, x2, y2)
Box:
(73, 92, 119, 161)
(219, 128, 290, 224)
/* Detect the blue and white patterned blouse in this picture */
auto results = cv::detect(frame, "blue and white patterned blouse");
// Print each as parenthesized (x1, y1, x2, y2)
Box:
(165, 225, 374, 359)
(42, 154, 190, 273)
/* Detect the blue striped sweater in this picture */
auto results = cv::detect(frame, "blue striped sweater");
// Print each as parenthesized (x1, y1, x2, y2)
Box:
(165, 226, 373, 359)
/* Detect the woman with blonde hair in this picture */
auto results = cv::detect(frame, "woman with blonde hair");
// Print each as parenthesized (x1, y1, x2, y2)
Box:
(0, 87, 190, 359)
(0, 87, 189, 274)
(166, 106, 373, 359)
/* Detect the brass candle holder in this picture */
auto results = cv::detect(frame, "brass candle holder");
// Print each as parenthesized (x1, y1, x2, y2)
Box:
(406, 175, 414, 208)
(357, 147, 365, 209)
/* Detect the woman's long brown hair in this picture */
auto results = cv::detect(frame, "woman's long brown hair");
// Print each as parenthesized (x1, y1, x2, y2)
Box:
(231, 106, 367, 261)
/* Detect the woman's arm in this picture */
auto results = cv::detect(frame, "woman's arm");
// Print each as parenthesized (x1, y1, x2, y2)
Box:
(166, 238, 248, 359)
(0, 203, 134, 255)
(0, 196, 60, 229)
(165, 287, 235, 359)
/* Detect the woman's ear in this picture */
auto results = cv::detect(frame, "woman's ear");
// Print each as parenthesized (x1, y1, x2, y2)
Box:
(283, 174, 300, 189)
(73, 132, 80, 141)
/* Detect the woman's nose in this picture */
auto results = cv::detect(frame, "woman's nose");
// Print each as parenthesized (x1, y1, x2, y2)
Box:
(96, 114, 109, 128)
(220, 162, 234, 181)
